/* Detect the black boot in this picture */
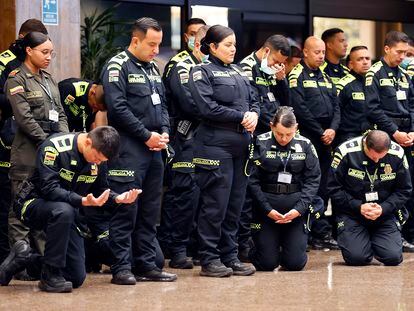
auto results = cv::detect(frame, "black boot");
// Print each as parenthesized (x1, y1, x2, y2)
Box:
(0, 240, 31, 286)
(169, 253, 194, 269)
(38, 264, 73, 293)
(200, 260, 233, 278)
(111, 270, 136, 285)
(224, 260, 256, 276)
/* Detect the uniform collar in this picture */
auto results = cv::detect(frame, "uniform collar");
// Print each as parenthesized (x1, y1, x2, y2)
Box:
(20, 63, 50, 79)
(209, 55, 231, 67)
(125, 48, 153, 70)
(350, 70, 365, 81)
(189, 52, 200, 65)
(301, 59, 322, 77)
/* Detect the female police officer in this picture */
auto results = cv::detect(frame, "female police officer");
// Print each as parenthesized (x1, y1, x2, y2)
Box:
(5, 31, 68, 252)
(249, 106, 321, 271)
(188, 25, 259, 277)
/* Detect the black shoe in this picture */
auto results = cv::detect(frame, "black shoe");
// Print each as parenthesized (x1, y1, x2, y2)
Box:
(0, 240, 31, 286)
(192, 256, 201, 266)
(200, 260, 233, 278)
(310, 237, 340, 250)
(238, 248, 251, 263)
(38, 264, 72, 293)
(14, 269, 38, 281)
(111, 270, 136, 285)
(135, 268, 177, 282)
(169, 254, 194, 269)
(402, 238, 414, 253)
(224, 260, 255, 276)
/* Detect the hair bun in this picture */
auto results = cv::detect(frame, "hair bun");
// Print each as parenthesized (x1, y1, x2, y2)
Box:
(200, 38, 210, 55)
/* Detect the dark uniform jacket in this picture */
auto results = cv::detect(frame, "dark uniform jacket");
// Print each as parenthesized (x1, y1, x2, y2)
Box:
(239, 52, 289, 134)
(320, 60, 350, 85)
(0, 46, 21, 175)
(288, 60, 340, 138)
(365, 59, 414, 135)
(328, 136, 412, 223)
(18, 133, 118, 219)
(249, 131, 321, 216)
(336, 71, 372, 141)
(102, 49, 169, 142)
(4, 63, 68, 180)
(58, 78, 94, 132)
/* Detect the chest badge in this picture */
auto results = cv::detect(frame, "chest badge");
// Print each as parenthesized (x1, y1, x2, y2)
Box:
(384, 164, 392, 174)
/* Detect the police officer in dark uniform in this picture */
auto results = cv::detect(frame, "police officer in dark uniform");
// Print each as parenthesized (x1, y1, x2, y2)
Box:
(158, 25, 210, 269)
(0, 19, 48, 264)
(365, 31, 414, 251)
(335, 46, 372, 145)
(288, 36, 340, 250)
(237, 34, 290, 261)
(188, 25, 259, 277)
(5, 32, 68, 260)
(249, 107, 321, 271)
(320, 28, 349, 85)
(58, 78, 106, 132)
(102, 18, 176, 284)
(0, 126, 140, 292)
(328, 130, 411, 266)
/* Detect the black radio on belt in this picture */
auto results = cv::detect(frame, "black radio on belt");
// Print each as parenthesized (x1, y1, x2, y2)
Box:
(177, 120, 192, 136)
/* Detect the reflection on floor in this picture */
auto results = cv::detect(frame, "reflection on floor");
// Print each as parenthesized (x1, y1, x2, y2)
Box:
(1, 250, 414, 310)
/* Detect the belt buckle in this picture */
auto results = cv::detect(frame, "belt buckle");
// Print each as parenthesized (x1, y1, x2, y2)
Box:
(276, 184, 287, 193)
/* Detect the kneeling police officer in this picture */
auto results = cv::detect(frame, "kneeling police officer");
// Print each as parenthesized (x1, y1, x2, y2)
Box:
(328, 130, 411, 266)
(0, 126, 140, 292)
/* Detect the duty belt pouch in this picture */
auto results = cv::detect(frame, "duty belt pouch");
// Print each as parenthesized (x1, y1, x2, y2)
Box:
(13, 178, 37, 217)
(177, 120, 192, 136)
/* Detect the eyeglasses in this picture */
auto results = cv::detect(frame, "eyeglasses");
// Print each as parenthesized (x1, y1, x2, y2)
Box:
(32, 48, 56, 59)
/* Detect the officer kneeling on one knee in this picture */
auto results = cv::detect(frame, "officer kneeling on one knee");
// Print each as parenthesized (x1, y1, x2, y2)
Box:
(327, 130, 411, 266)
(249, 106, 322, 271)
(0, 126, 140, 293)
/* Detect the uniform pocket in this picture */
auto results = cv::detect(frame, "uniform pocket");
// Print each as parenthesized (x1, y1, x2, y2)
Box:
(212, 79, 236, 103)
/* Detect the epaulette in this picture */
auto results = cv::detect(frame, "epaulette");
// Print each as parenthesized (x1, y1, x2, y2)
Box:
(341, 64, 350, 73)
(257, 131, 272, 141)
(108, 51, 129, 66)
(177, 59, 193, 72)
(319, 61, 328, 71)
(388, 141, 405, 159)
(239, 53, 257, 69)
(288, 63, 304, 80)
(366, 61, 383, 76)
(293, 133, 311, 144)
(0, 50, 17, 66)
(337, 136, 362, 157)
(8, 69, 20, 77)
(50, 134, 76, 153)
(170, 50, 190, 63)
(336, 73, 356, 89)
(406, 60, 414, 77)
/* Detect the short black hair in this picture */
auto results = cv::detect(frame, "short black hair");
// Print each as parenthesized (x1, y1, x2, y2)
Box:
(384, 31, 409, 47)
(131, 17, 162, 38)
(88, 126, 120, 160)
(289, 45, 303, 59)
(365, 130, 391, 153)
(263, 35, 290, 57)
(346, 45, 368, 65)
(321, 28, 344, 43)
(19, 19, 48, 36)
(200, 25, 234, 55)
(185, 18, 206, 32)
(271, 106, 297, 128)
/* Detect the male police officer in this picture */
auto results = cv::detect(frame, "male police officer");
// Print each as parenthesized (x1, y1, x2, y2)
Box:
(288, 36, 340, 250)
(321, 28, 349, 85)
(335, 46, 372, 145)
(328, 130, 411, 266)
(0, 19, 48, 265)
(158, 25, 209, 269)
(365, 31, 414, 252)
(102, 17, 176, 284)
(0, 126, 140, 292)
(58, 78, 106, 132)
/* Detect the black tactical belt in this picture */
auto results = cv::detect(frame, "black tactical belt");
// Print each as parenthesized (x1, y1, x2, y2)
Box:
(205, 121, 245, 133)
(391, 117, 411, 128)
(262, 183, 300, 194)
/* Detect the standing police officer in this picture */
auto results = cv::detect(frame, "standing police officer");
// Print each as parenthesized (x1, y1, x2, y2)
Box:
(188, 25, 259, 277)
(365, 31, 414, 251)
(0, 19, 48, 264)
(158, 25, 210, 269)
(320, 28, 349, 85)
(102, 17, 176, 284)
(288, 36, 340, 250)
(328, 130, 411, 266)
(335, 46, 372, 145)
(58, 78, 106, 132)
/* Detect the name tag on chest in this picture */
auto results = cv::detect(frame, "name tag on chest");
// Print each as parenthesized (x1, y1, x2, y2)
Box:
(365, 191, 378, 202)
(396, 90, 407, 101)
(278, 172, 292, 184)
(151, 93, 161, 105)
(49, 109, 59, 122)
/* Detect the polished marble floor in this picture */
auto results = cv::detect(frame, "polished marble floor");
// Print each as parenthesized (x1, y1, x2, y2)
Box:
(1, 250, 414, 310)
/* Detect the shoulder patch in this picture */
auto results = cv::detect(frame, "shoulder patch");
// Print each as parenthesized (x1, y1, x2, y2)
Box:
(257, 131, 272, 141)
(9, 85, 24, 95)
(8, 69, 20, 77)
(388, 142, 404, 159)
(108, 51, 129, 66)
(337, 73, 356, 89)
(0, 50, 17, 66)
(289, 63, 304, 79)
(338, 136, 362, 157)
(73, 81, 90, 97)
(294, 134, 311, 144)
(239, 53, 257, 69)
(171, 50, 190, 63)
(367, 61, 383, 75)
